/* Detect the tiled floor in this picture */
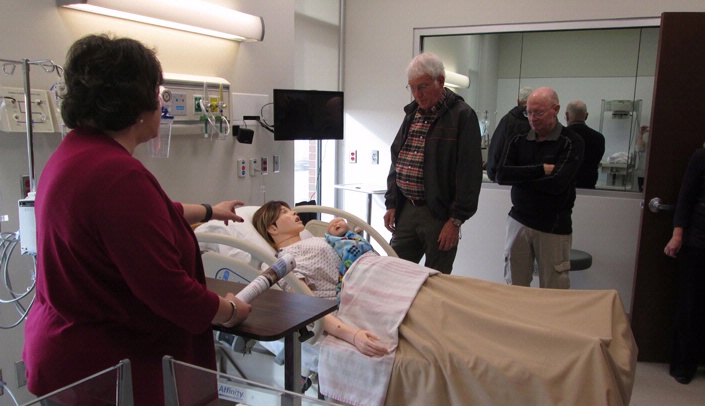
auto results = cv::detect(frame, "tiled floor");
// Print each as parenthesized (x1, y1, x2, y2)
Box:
(631, 363, 705, 405)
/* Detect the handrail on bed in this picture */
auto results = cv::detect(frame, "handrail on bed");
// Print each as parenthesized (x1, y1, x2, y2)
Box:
(291, 205, 397, 258)
(195, 232, 310, 296)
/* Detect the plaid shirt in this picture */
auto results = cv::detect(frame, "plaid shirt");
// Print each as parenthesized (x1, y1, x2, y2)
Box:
(395, 93, 446, 201)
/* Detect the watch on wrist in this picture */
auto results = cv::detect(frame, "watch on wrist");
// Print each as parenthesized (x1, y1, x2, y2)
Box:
(450, 218, 463, 227)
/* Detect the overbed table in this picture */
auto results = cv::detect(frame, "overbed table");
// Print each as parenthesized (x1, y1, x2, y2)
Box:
(207, 277, 337, 404)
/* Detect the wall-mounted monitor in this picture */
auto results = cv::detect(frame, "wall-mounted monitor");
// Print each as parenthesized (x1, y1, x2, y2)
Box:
(273, 89, 344, 141)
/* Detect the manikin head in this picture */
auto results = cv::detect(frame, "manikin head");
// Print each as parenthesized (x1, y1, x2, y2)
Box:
(327, 218, 350, 237)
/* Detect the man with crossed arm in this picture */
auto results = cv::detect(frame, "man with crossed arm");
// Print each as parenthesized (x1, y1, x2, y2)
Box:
(496, 87, 584, 289)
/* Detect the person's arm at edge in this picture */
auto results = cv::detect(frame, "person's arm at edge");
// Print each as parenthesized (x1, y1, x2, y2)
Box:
(666, 149, 705, 258)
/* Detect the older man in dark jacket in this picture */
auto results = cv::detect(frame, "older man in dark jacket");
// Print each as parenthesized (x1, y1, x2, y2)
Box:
(384, 53, 482, 274)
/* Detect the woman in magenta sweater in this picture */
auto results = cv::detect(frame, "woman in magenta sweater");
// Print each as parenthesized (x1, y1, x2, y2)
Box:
(22, 34, 251, 405)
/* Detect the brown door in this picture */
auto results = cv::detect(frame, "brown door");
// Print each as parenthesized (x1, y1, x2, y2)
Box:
(630, 12, 705, 362)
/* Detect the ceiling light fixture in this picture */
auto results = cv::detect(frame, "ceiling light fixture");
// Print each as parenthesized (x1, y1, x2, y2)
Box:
(57, 0, 264, 42)
(444, 70, 471, 88)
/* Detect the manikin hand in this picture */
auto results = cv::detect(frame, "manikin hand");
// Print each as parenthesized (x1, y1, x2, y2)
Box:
(352, 330, 389, 357)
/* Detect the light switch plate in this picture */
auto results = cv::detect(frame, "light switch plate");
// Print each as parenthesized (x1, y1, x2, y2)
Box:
(249, 158, 258, 176)
(273, 155, 280, 173)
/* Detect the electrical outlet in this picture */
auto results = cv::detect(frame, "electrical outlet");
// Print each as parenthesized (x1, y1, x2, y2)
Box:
(237, 159, 247, 177)
(349, 150, 357, 163)
(261, 157, 268, 175)
(249, 158, 258, 176)
(15, 360, 26, 388)
(273, 155, 280, 173)
(371, 150, 379, 165)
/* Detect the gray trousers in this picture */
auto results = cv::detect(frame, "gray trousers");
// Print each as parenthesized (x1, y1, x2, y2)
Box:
(390, 204, 457, 274)
(504, 216, 571, 289)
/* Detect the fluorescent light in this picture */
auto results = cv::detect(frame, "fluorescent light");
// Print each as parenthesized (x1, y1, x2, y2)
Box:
(57, 0, 264, 42)
(444, 70, 470, 88)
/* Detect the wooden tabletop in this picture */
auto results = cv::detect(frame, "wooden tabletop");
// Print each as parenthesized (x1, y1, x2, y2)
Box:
(207, 278, 338, 341)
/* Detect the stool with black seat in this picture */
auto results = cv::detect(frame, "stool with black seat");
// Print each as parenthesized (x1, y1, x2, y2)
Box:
(570, 249, 593, 271)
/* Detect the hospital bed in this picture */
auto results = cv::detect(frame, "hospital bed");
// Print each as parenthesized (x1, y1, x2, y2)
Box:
(194, 205, 396, 392)
(195, 205, 638, 406)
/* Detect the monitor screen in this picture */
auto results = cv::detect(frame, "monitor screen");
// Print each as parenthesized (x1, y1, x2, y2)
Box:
(273, 89, 344, 141)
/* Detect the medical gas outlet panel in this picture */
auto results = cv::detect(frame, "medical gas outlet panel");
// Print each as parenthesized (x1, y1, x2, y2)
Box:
(0, 87, 56, 133)
(161, 74, 230, 129)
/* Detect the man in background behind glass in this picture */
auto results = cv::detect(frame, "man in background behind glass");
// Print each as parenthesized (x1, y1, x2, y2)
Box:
(486, 86, 532, 181)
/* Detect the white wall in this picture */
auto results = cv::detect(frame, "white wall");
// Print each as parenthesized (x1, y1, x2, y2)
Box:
(340, 1, 705, 316)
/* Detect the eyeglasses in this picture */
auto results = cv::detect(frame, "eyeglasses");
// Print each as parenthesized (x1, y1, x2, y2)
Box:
(406, 81, 435, 93)
(524, 104, 557, 118)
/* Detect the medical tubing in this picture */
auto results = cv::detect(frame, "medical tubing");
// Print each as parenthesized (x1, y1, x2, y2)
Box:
(235, 253, 296, 303)
(0, 378, 20, 406)
(0, 231, 37, 329)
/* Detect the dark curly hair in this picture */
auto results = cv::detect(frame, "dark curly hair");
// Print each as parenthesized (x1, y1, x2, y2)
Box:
(61, 34, 164, 132)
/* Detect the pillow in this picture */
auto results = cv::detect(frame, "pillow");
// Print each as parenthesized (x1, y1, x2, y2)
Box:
(195, 206, 276, 263)
(195, 205, 314, 262)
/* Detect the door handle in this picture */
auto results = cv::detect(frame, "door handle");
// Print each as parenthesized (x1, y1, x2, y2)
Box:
(648, 197, 675, 213)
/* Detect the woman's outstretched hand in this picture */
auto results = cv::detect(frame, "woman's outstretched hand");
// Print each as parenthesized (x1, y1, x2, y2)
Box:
(352, 330, 389, 357)
(213, 200, 245, 225)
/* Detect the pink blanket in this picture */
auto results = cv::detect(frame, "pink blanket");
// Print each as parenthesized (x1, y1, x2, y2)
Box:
(318, 254, 437, 406)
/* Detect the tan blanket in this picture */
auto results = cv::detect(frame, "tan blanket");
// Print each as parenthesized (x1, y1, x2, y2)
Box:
(385, 275, 637, 406)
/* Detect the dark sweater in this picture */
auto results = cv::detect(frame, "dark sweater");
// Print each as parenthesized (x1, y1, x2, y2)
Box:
(486, 105, 531, 181)
(674, 148, 705, 249)
(496, 123, 584, 234)
(568, 122, 605, 189)
(25, 129, 219, 405)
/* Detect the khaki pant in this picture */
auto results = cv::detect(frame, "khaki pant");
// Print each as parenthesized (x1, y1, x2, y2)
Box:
(504, 216, 571, 289)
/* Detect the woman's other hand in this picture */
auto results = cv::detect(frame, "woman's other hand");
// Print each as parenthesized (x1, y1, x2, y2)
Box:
(353, 330, 389, 357)
(213, 200, 245, 225)
(218, 293, 252, 327)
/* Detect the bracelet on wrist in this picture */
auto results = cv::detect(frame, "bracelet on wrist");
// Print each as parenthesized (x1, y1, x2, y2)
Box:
(221, 300, 238, 327)
(200, 203, 213, 223)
